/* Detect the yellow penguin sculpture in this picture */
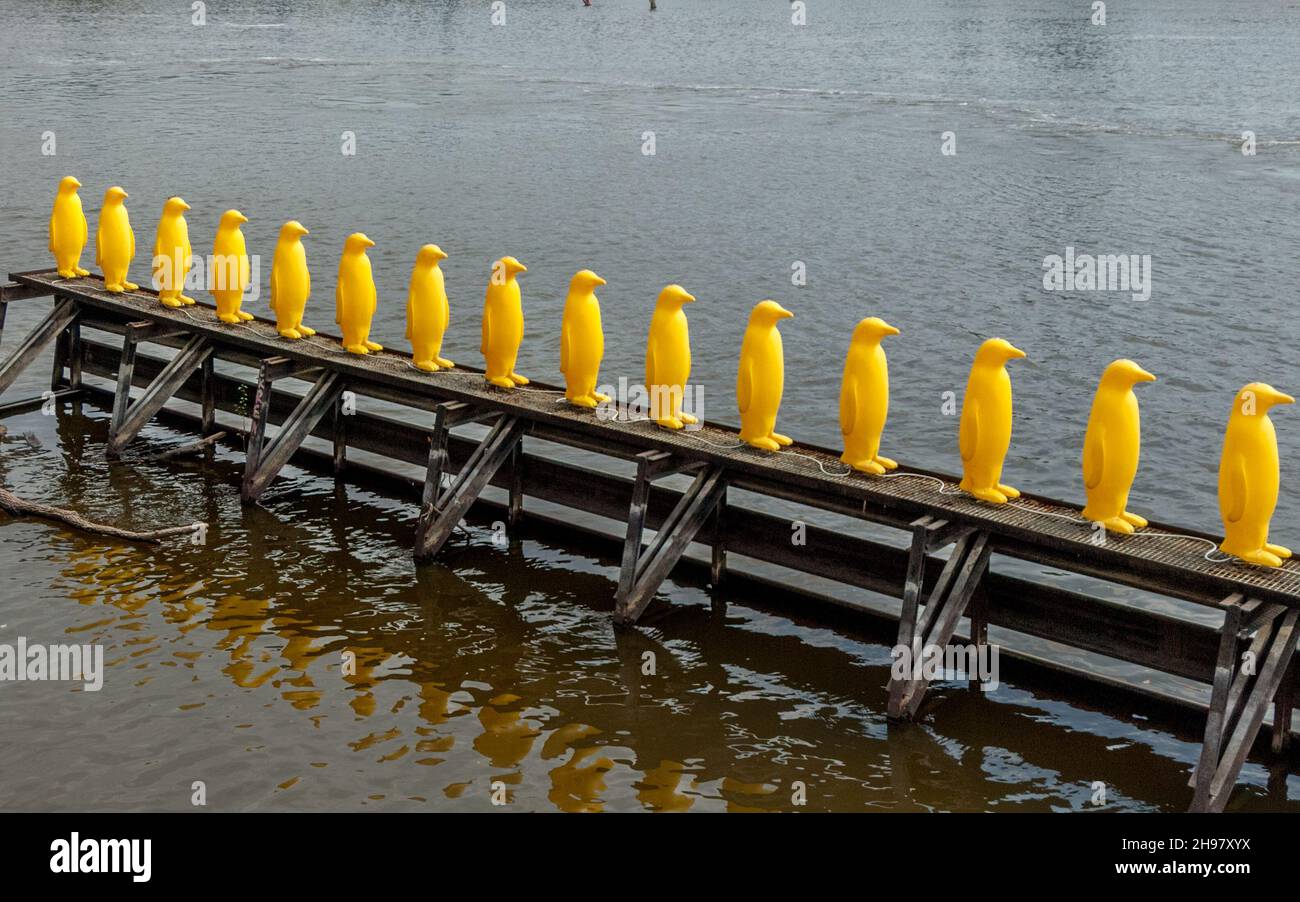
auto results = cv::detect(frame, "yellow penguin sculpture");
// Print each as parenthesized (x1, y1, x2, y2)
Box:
(481, 256, 529, 388)
(211, 209, 253, 324)
(1218, 383, 1294, 567)
(49, 176, 89, 278)
(958, 338, 1026, 504)
(270, 220, 314, 339)
(96, 186, 137, 293)
(1081, 359, 1157, 533)
(560, 269, 610, 408)
(153, 196, 195, 308)
(839, 317, 900, 474)
(645, 284, 697, 429)
(737, 300, 794, 451)
(406, 244, 454, 372)
(336, 233, 382, 355)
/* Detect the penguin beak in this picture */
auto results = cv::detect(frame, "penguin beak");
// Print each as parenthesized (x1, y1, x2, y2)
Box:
(681, 291, 696, 304)
(299, 226, 309, 236)
(362, 237, 375, 248)
(776, 305, 794, 320)
(70, 177, 82, 189)
(432, 249, 447, 261)
(592, 275, 607, 287)
(881, 322, 900, 336)
(1135, 367, 1156, 383)
(178, 200, 191, 212)
(1273, 390, 1296, 406)
(515, 262, 528, 274)
(236, 212, 248, 224)
(1006, 344, 1026, 360)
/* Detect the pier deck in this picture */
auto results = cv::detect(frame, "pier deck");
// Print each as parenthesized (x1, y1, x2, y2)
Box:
(2, 267, 1298, 812)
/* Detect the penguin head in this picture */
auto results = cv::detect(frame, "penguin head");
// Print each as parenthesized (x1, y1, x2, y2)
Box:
(851, 317, 900, 345)
(58, 176, 82, 193)
(1101, 358, 1156, 388)
(1234, 383, 1295, 417)
(975, 337, 1025, 367)
(750, 300, 793, 326)
(570, 269, 606, 292)
(104, 186, 128, 205)
(219, 209, 248, 229)
(163, 196, 190, 216)
(656, 284, 695, 308)
(344, 232, 375, 253)
(279, 220, 309, 240)
(417, 244, 448, 265)
(498, 256, 527, 278)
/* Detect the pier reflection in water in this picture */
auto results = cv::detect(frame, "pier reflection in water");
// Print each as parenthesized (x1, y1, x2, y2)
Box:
(0, 405, 1297, 812)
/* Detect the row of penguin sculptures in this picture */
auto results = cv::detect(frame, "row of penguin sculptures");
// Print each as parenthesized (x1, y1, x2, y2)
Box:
(47, 177, 1292, 568)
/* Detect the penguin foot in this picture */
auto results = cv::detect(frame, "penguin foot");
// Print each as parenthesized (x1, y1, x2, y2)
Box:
(1223, 546, 1284, 568)
(104, 283, 124, 293)
(968, 487, 1009, 505)
(298, 325, 315, 335)
(509, 373, 530, 386)
(414, 360, 440, 373)
(160, 297, 183, 309)
(1121, 511, 1149, 528)
(57, 268, 77, 279)
(680, 413, 699, 425)
(344, 343, 370, 355)
(745, 436, 781, 452)
(218, 314, 241, 324)
(280, 329, 302, 340)
(123, 281, 139, 291)
(75, 267, 90, 276)
(364, 340, 383, 351)
(875, 455, 899, 470)
(656, 417, 685, 430)
(488, 377, 516, 389)
(844, 457, 886, 476)
(1265, 543, 1293, 560)
(772, 432, 793, 447)
(436, 357, 454, 368)
(180, 295, 196, 306)
(997, 483, 1021, 499)
(567, 395, 599, 409)
(237, 311, 254, 321)
(593, 391, 611, 403)
(1098, 517, 1136, 535)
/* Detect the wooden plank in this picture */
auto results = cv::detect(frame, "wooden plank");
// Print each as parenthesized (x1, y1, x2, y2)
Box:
(106, 335, 211, 457)
(242, 370, 343, 502)
(0, 297, 77, 397)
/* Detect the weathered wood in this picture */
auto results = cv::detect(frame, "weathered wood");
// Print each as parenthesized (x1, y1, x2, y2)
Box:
(106, 333, 212, 457)
(414, 412, 525, 562)
(241, 369, 343, 503)
(136, 430, 227, 463)
(614, 457, 726, 625)
(0, 486, 199, 544)
(0, 297, 78, 397)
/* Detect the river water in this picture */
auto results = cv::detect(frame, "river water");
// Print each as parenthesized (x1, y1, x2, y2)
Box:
(0, 0, 1298, 811)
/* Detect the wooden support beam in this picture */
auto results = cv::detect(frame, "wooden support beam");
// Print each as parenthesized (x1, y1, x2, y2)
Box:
(888, 521, 992, 720)
(0, 388, 80, 419)
(106, 333, 212, 458)
(414, 407, 525, 562)
(0, 297, 78, 397)
(1191, 603, 1300, 811)
(614, 451, 727, 625)
(241, 367, 344, 503)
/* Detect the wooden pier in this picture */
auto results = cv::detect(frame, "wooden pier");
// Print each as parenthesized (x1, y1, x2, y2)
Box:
(2, 268, 1299, 812)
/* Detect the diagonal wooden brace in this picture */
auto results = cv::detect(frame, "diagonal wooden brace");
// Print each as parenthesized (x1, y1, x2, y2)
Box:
(613, 450, 727, 626)
(414, 404, 525, 563)
(0, 296, 78, 398)
(106, 329, 212, 458)
(1189, 597, 1299, 812)
(887, 517, 991, 721)
(241, 361, 343, 504)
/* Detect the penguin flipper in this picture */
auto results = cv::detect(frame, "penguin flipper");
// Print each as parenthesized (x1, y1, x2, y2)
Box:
(95, 225, 103, 268)
(335, 282, 343, 326)
(560, 320, 571, 375)
(1082, 424, 1104, 490)
(958, 399, 978, 462)
(645, 339, 656, 392)
(269, 267, 278, 314)
(737, 359, 752, 415)
(481, 301, 492, 358)
(405, 293, 413, 342)
(129, 228, 135, 261)
(840, 374, 858, 438)
(48, 214, 55, 254)
(79, 211, 88, 248)
(1225, 454, 1247, 524)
